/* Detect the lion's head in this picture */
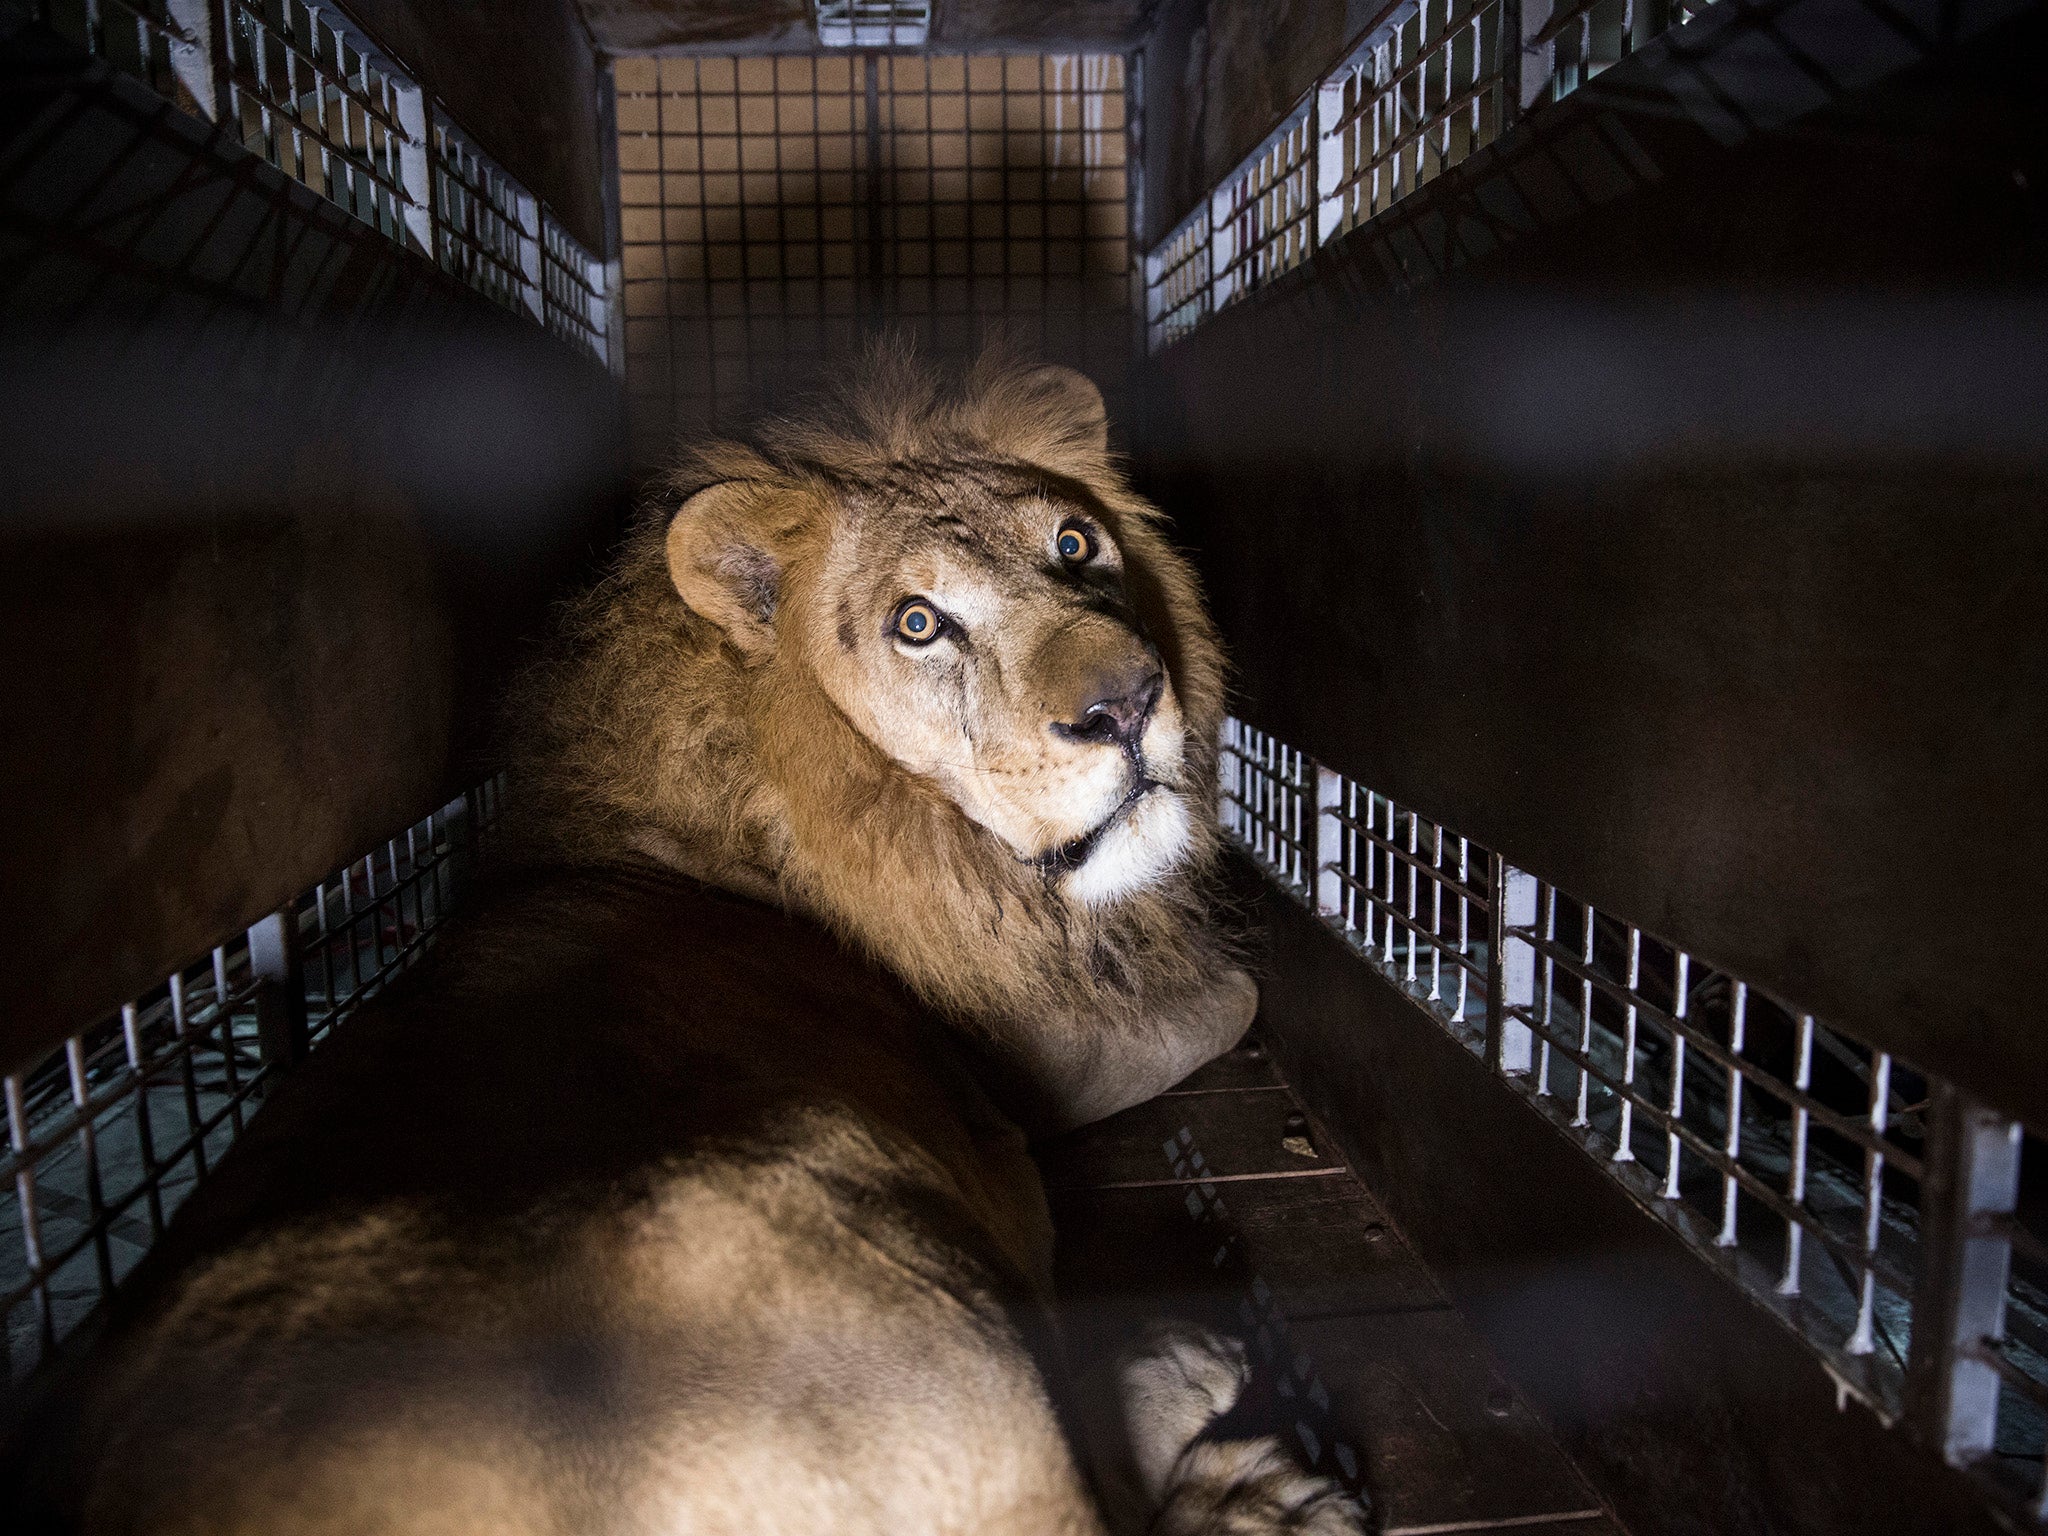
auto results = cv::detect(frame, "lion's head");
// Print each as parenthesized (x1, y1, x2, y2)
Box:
(514, 351, 1233, 1066)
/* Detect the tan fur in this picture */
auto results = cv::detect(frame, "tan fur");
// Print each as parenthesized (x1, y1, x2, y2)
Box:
(509, 348, 1256, 1130)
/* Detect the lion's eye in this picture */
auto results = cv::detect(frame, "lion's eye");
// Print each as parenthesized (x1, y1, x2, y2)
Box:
(894, 599, 942, 645)
(1056, 524, 1092, 564)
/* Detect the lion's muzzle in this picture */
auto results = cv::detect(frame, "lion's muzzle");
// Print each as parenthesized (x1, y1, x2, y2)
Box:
(1038, 616, 1165, 754)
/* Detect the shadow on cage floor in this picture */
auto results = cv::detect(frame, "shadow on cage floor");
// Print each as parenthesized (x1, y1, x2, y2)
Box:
(1037, 1032, 1623, 1536)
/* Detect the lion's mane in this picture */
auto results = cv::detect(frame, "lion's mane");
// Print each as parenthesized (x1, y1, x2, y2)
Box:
(508, 350, 1234, 1046)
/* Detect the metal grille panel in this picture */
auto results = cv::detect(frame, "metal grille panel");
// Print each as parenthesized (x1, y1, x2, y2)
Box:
(1143, 202, 1210, 352)
(1320, 773, 1493, 1047)
(1212, 108, 1315, 312)
(28, 0, 609, 364)
(1143, 0, 1728, 352)
(434, 120, 535, 315)
(224, 0, 425, 250)
(1219, 718, 1313, 898)
(2, 776, 503, 1384)
(814, 0, 932, 48)
(1219, 716, 2048, 1521)
(1319, 0, 1510, 243)
(543, 212, 610, 360)
(36, 0, 192, 105)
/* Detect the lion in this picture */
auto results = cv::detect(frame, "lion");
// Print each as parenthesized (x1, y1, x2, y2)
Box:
(20, 353, 1364, 1536)
(513, 350, 1259, 1132)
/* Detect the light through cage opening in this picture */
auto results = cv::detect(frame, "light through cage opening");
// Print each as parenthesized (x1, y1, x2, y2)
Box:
(613, 50, 1131, 464)
(814, 0, 933, 49)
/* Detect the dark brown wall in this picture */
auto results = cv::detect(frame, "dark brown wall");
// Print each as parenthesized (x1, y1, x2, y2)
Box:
(351, 0, 608, 253)
(1132, 11, 2048, 1127)
(0, 34, 626, 1073)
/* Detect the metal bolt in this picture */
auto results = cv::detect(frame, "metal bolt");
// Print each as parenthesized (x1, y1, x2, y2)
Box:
(1485, 1388, 1514, 1419)
(1362, 1222, 1386, 1242)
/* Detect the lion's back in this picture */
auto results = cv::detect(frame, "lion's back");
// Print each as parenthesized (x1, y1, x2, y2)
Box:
(27, 867, 1061, 1536)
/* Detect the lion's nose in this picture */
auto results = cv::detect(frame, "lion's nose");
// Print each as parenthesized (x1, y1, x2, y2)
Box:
(1056, 659, 1164, 750)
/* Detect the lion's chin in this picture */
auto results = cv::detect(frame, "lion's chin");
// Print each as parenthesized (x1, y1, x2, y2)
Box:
(1061, 790, 1194, 907)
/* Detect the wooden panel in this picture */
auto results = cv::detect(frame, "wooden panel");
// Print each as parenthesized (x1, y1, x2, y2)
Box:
(1035, 1073, 1334, 1189)
(1290, 1307, 1607, 1535)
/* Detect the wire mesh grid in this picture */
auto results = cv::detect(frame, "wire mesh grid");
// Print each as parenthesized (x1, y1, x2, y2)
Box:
(223, 0, 424, 250)
(614, 51, 1130, 468)
(813, 0, 933, 49)
(1319, 770, 1493, 1047)
(1526, 0, 1712, 107)
(32, 0, 193, 108)
(0, 774, 502, 1386)
(1143, 201, 1210, 352)
(1218, 718, 1313, 897)
(433, 120, 535, 317)
(1318, 0, 1510, 244)
(1211, 108, 1315, 314)
(543, 212, 609, 364)
(1217, 716, 2048, 1515)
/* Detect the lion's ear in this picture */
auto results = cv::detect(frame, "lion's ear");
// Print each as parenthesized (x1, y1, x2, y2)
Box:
(1020, 365, 1109, 456)
(664, 481, 795, 662)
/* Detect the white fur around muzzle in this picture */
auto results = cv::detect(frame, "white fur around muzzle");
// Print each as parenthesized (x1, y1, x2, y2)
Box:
(1062, 791, 1194, 907)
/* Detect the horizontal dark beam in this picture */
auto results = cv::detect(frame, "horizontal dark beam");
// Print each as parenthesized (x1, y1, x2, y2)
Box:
(1134, 8, 2048, 1130)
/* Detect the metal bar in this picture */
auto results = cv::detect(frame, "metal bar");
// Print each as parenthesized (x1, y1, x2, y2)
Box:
(1612, 924, 1641, 1164)
(4, 1069, 54, 1353)
(1489, 862, 1537, 1074)
(1846, 1050, 1892, 1355)
(64, 1036, 116, 1301)
(1535, 882, 1556, 1095)
(1503, 925, 1922, 1176)
(1776, 1014, 1813, 1298)
(863, 52, 884, 328)
(1907, 1086, 2022, 1465)
(1663, 950, 1689, 1200)
(1572, 900, 1594, 1128)
(247, 905, 309, 1068)
(210, 943, 244, 1133)
(119, 1003, 165, 1238)
(1316, 764, 1345, 922)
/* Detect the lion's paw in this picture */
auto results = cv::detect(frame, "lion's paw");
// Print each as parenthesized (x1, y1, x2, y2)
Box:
(1110, 1322, 1251, 1504)
(1077, 1321, 1253, 1532)
(1153, 1438, 1369, 1536)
